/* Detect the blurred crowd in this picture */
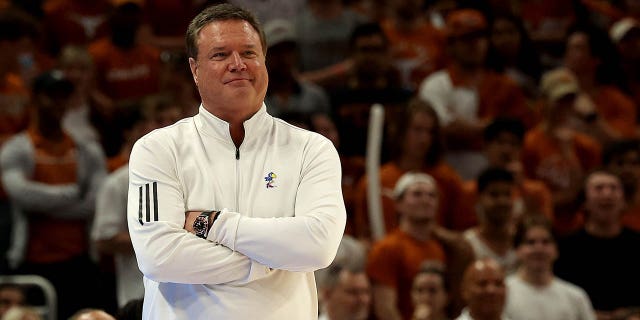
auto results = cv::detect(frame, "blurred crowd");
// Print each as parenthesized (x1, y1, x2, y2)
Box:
(1, 0, 640, 319)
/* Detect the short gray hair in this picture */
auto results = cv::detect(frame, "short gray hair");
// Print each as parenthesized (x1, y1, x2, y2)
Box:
(185, 3, 266, 59)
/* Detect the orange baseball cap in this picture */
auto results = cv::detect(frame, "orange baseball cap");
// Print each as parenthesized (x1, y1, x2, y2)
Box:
(446, 9, 488, 38)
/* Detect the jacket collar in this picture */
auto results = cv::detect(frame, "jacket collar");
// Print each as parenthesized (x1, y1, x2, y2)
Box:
(196, 102, 271, 145)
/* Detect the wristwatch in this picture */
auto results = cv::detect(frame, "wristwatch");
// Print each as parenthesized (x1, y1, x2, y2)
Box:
(194, 210, 220, 239)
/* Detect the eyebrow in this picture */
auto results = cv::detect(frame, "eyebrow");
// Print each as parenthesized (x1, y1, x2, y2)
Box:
(208, 44, 258, 54)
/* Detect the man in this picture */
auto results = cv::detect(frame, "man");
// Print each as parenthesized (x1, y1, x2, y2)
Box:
(457, 258, 508, 320)
(127, 4, 346, 320)
(463, 168, 518, 273)
(555, 170, 640, 319)
(367, 172, 472, 320)
(316, 236, 371, 320)
(0, 70, 106, 319)
(418, 9, 531, 180)
(505, 216, 595, 320)
(522, 68, 601, 236)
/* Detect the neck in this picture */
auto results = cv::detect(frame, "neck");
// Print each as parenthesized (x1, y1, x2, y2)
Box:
(205, 103, 260, 147)
(585, 219, 622, 238)
(478, 225, 512, 254)
(575, 69, 597, 92)
(400, 218, 434, 241)
(37, 123, 65, 141)
(397, 154, 425, 171)
(518, 267, 552, 287)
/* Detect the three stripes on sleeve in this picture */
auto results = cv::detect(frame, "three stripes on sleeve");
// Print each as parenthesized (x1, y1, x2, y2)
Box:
(138, 182, 159, 225)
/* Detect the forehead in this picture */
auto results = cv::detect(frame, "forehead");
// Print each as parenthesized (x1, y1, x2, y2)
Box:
(405, 181, 436, 193)
(525, 226, 552, 239)
(587, 172, 621, 187)
(197, 19, 262, 48)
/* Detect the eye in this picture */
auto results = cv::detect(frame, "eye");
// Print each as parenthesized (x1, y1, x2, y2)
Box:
(211, 52, 228, 60)
(243, 50, 257, 58)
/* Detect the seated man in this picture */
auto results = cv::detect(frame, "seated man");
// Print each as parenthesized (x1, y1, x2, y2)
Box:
(411, 263, 449, 320)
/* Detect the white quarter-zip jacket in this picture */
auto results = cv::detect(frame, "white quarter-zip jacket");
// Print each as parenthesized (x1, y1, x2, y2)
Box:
(127, 103, 346, 319)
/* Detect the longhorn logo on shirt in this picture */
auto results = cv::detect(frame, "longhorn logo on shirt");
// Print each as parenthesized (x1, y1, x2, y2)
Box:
(264, 172, 277, 188)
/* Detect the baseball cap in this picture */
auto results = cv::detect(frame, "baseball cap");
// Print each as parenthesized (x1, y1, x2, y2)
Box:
(610, 17, 640, 43)
(540, 68, 579, 103)
(263, 19, 297, 48)
(446, 9, 487, 38)
(393, 172, 437, 199)
(32, 69, 74, 98)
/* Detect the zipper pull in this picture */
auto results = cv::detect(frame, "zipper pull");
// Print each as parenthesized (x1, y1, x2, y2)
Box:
(236, 148, 240, 160)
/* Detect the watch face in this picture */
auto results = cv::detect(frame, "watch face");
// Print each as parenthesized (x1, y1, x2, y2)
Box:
(194, 216, 208, 237)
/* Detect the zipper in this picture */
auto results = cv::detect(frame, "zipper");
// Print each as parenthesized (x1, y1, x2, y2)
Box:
(235, 147, 240, 212)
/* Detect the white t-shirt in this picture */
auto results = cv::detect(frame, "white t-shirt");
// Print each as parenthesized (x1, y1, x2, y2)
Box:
(505, 274, 596, 320)
(92, 165, 144, 307)
(463, 229, 518, 274)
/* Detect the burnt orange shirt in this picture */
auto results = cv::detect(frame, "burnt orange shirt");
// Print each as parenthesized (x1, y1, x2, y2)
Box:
(592, 86, 637, 138)
(367, 229, 446, 320)
(88, 38, 161, 101)
(44, 0, 112, 51)
(353, 161, 464, 239)
(522, 126, 601, 235)
(381, 19, 446, 88)
(25, 129, 87, 264)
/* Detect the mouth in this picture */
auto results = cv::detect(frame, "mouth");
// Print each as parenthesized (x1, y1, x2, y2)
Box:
(224, 78, 251, 85)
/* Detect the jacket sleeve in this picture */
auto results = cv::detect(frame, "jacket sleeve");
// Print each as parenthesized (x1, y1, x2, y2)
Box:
(0, 135, 82, 214)
(127, 133, 270, 285)
(208, 135, 347, 272)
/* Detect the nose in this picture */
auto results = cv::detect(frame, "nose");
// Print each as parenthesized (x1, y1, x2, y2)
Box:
(228, 51, 247, 72)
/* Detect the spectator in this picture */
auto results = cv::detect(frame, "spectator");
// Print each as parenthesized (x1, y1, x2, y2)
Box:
(313, 22, 412, 158)
(411, 264, 450, 320)
(602, 139, 640, 231)
(87, 2, 161, 157)
(555, 169, 640, 318)
(463, 168, 518, 274)
(418, 8, 532, 180)
(522, 67, 602, 236)
(91, 105, 158, 308)
(563, 24, 637, 140)
(0, 284, 26, 318)
(57, 45, 99, 144)
(381, 0, 447, 89)
(367, 172, 473, 320)
(262, 19, 331, 118)
(505, 215, 596, 320)
(487, 13, 542, 99)
(0, 8, 34, 274)
(610, 17, 640, 123)
(456, 258, 507, 320)
(454, 117, 553, 230)
(0, 70, 107, 319)
(294, 0, 367, 73)
(353, 99, 465, 239)
(316, 236, 371, 320)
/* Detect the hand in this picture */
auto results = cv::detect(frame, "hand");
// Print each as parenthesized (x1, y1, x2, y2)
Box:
(184, 211, 201, 233)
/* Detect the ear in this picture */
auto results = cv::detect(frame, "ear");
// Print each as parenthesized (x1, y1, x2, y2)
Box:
(189, 57, 198, 86)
